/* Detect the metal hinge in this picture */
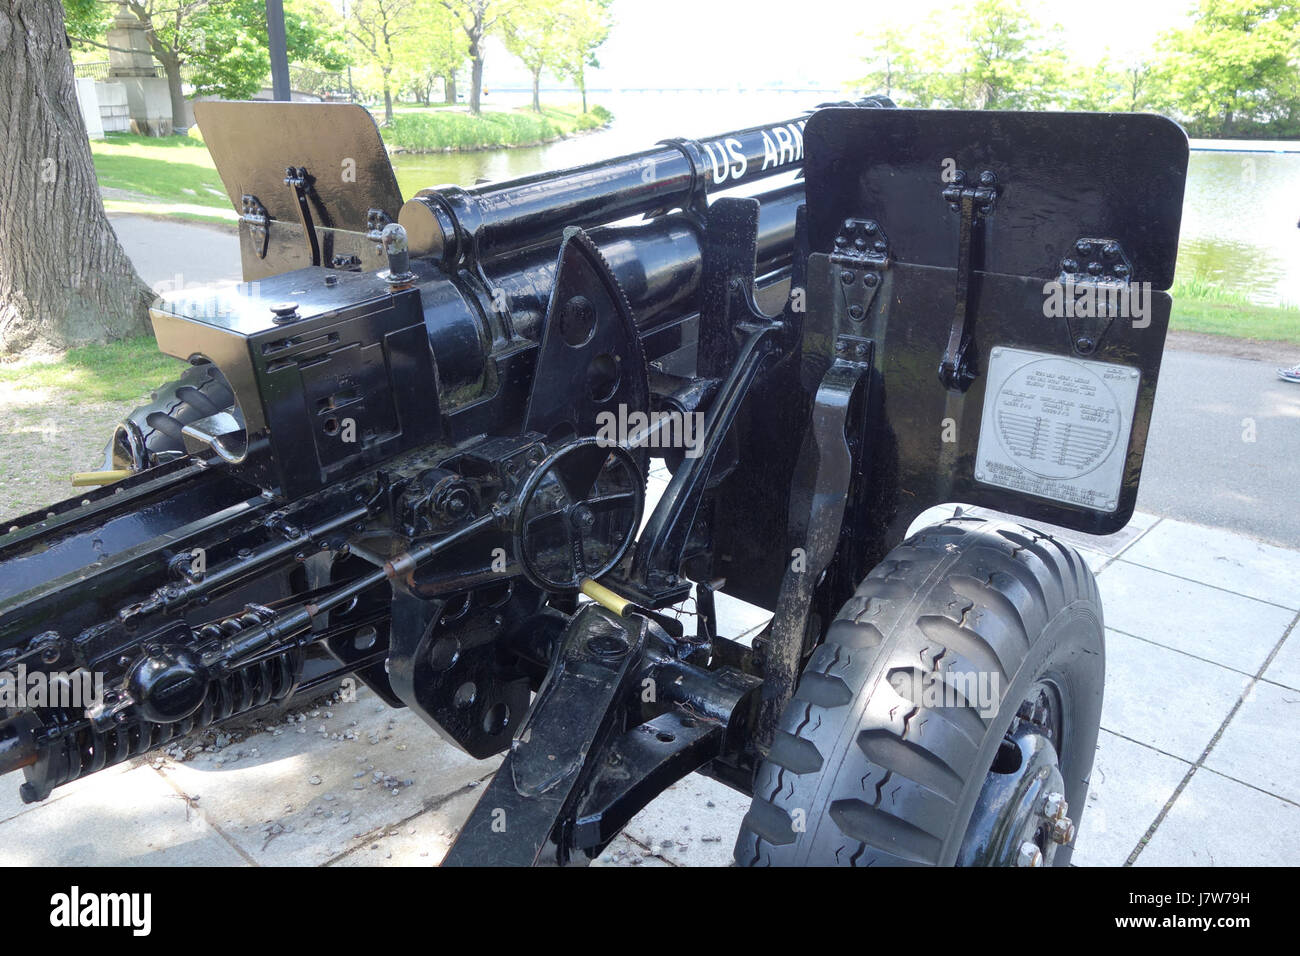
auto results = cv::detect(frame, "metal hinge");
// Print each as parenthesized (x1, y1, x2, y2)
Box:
(830, 218, 890, 324)
(1057, 238, 1134, 356)
(240, 194, 269, 259)
(938, 170, 1000, 391)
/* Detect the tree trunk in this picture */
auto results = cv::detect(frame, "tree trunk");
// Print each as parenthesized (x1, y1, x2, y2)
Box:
(579, 71, 587, 114)
(157, 51, 187, 133)
(443, 72, 457, 105)
(382, 73, 393, 125)
(531, 68, 541, 112)
(0, 0, 152, 353)
(469, 50, 484, 115)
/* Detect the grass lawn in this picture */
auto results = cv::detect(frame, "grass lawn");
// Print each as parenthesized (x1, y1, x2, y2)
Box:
(91, 131, 236, 224)
(0, 336, 183, 405)
(1170, 277, 1300, 343)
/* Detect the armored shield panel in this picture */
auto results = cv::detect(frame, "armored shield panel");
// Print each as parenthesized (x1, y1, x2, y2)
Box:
(195, 101, 403, 281)
(803, 108, 1188, 537)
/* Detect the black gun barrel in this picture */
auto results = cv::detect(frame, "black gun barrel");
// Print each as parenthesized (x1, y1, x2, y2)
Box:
(401, 103, 886, 266)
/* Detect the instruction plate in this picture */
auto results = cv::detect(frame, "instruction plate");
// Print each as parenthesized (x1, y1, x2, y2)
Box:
(975, 347, 1141, 512)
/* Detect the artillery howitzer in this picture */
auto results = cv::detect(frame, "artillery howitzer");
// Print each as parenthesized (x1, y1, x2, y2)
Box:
(0, 100, 1188, 866)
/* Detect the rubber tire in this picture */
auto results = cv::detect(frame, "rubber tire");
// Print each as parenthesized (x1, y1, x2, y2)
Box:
(101, 361, 240, 471)
(735, 516, 1104, 867)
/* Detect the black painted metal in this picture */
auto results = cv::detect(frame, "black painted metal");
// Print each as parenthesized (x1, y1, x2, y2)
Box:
(0, 103, 1188, 866)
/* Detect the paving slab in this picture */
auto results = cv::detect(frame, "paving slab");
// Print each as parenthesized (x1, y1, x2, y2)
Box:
(1203, 679, 1300, 805)
(1135, 768, 1300, 867)
(1100, 630, 1248, 762)
(1121, 518, 1300, 609)
(618, 771, 749, 867)
(0, 758, 135, 826)
(1096, 561, 1294, 674)
(1071, 730, 1191, 867)
(0, 765, 247, 866)
(157, 687, 499, 866)
(590, 833, 673, 867)
(1262, 625, 1300, 692)
(328, 786, 488, 866)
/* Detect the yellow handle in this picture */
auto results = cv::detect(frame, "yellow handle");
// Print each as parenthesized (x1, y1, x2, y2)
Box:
(71, 470, 130, 487)
(580, 577, 631, 615)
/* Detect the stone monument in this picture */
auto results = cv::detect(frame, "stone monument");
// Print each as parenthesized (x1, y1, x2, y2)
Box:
(106, 3, 173, 136)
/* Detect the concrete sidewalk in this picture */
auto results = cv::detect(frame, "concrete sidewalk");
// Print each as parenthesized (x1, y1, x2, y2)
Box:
(2, 470, 1296, 867)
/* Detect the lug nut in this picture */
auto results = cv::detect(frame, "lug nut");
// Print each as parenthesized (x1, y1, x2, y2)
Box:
(1044, 791, 1068, 821)
(1017, 841, 1043, 867)
(1050, 816, 1076, 846)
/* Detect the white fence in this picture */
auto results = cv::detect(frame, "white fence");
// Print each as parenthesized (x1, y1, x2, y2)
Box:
(73, 79, 131, 138)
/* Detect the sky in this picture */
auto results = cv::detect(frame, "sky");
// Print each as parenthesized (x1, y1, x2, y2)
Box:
(480, 0, 1199, 90)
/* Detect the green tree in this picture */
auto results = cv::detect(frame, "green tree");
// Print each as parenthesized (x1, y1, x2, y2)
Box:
(440, 0, 517, 115)
(1157, 0, 1300, 137)
(65, 0, 346, 130)
(853, 25, 913, 100)
(61, 0, 108, 43)
(188, 0, 347, 100)
(1, 1, 153, 350)
(345, 0, 423, 123)
(384, 1, 466, 108)
(1067, 57, 1168, 113)
(502, 0, 559, 112)
(852, 0, 1067, 110)
(552, 0, 609, 114)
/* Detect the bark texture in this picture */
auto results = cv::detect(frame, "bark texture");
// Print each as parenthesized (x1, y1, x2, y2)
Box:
(0, 0, 153, 352)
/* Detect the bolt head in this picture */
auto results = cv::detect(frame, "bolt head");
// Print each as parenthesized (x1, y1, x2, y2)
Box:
(1050, 816, 1076, 846)
(1044, 791, 1068, 821)
(1017, 841, 1043, 867)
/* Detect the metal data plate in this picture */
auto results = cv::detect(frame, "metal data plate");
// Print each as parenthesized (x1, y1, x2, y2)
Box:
(976, 347, 1140, 512)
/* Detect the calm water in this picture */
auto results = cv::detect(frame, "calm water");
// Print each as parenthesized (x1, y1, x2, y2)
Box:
(390, 92, 1300, 307)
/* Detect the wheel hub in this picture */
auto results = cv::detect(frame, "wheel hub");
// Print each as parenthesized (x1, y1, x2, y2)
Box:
(957, 683, 1075, 866)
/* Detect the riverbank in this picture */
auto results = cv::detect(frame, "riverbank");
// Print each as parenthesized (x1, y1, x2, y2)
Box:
(1170, 277, 1300, 343)
(384, 104, 610, 152)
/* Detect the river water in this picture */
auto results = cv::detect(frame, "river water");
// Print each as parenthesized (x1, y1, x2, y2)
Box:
(389, 91, 1300, 307)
